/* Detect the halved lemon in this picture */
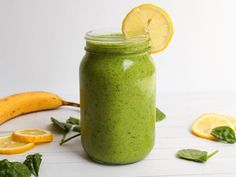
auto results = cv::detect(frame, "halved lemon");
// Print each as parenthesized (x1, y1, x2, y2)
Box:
(12, 128, 53, 143)
(0, 135, 35, 154)
(122, 4, 174, 53)
(192, 113, 235, 140)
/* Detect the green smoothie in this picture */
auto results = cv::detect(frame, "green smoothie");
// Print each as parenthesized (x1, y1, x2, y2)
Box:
(80, 31, 156, 164)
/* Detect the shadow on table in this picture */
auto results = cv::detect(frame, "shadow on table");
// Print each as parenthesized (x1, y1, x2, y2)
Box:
(59, 137, 91, 162)
(57, 138, 120, 166)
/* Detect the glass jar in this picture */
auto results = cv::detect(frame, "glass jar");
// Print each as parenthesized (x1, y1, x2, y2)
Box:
(79, 30, 156, 164)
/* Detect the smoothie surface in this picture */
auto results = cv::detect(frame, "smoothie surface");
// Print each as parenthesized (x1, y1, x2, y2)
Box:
(85, 33, 150, 54)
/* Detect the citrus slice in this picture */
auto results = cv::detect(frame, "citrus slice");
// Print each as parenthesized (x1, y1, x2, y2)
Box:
(192, 113, 235, 140)
(0, 135, 35, 154)
(122, 4, 174, 53)
(12, 128, 53, 143)
(224, 115, 236, 129)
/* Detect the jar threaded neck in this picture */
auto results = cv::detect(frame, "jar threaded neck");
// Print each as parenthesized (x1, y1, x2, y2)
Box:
(85, 30, 150, 54)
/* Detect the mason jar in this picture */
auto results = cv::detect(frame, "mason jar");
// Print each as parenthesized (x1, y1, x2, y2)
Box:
(79, 30, 156, 164)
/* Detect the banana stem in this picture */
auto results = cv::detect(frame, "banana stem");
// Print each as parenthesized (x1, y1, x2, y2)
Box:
(62, 100, 80, 107)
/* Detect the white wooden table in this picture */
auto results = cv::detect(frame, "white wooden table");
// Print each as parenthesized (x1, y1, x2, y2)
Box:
(1, 92, 236, 177)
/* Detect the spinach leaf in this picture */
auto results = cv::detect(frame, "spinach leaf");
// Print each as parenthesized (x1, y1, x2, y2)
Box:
(51, 117, 81, 145)
(177, 149, 218, 163)
(66, 117, 80, 125)
(0, 159, 31, 177)
(156, 107, 166, 122)
(66, 117, 80, 133)
(24, 153, 42, 177)
(60, 133, 81, 145)
(72, 125, 80, 133)
(51, 117, 72, 132)
(211, 126, 236, 144)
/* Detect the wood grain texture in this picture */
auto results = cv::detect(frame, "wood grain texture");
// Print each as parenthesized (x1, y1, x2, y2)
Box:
(1, 92, 236, 177)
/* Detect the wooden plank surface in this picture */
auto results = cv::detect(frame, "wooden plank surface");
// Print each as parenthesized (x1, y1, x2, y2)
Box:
(1, 92, 236, 177)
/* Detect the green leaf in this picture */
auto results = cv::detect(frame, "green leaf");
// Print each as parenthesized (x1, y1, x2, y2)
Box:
(51, 117, 72, 132)
(177, 149, 218, 163)
(0, 159, 31, 177)
(51, 117, 81, 145)
(66, 117, 80, 125)
(24, 153, 42, 177)
(60, 133, 81, 145)
(59, 125, 81, 145)
(156, 107, 166, 122)
(211, 126, 236, 144)
(72, 125, 80, 133)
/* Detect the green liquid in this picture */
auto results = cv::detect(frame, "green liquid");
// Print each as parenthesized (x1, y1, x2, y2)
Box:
(80, 34, 156, 164)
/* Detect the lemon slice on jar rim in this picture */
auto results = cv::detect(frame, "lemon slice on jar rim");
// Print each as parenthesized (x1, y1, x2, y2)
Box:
(122, 4, 174, 53)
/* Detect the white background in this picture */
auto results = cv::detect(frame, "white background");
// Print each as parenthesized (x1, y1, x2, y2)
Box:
(1, 0, 236, 97)
(2, 1, 236, 176)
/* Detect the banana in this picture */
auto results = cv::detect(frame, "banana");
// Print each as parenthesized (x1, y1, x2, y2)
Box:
(0, 91, 80, 125)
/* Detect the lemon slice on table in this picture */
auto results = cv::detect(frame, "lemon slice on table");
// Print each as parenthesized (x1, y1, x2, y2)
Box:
(122, 4, 174, 53)
(223, 115, 236, 129)
(0, 135, 35, 154)
(192, 113, 235, 140)
(12, 128, 53, 143)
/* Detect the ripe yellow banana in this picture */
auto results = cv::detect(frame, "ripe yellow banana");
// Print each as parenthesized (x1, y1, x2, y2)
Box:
(0, 91, 80, 125)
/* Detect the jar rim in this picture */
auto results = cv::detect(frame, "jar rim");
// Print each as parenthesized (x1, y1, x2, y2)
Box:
(85, 29, 150, 54)
(85, 29, 149, 43)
